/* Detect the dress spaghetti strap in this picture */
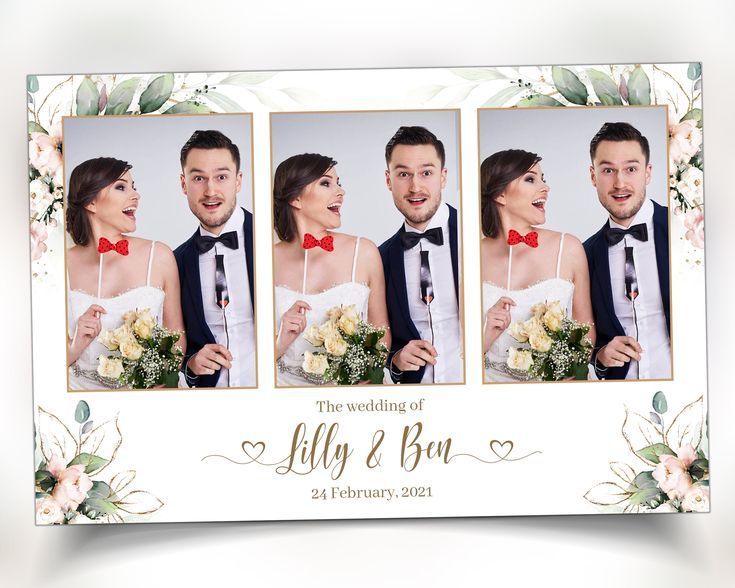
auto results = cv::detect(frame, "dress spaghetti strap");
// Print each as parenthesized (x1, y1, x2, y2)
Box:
(555, 233, 565, 279)
(146, 241, 157, 286)
(351, 237, 361, 282)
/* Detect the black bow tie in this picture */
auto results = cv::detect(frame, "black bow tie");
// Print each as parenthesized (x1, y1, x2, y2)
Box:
(400, 227, 444, 250)
(604, 223, 648, 246)
(196, 231, 239, 254)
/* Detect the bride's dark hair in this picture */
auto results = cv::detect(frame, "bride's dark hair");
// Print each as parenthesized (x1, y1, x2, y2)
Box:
(480, 149, 541, 238)
(273, 153, 338, 242)
(66, 157, 132, 246)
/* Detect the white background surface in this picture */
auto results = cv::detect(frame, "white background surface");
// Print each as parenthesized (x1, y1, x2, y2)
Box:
(2, 1, 734, 587)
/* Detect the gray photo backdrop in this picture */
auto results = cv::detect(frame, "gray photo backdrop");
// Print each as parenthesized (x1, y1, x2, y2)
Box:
(478, 106, 668, 240)
(63, 114, 253, 249)
(270, 110, 461, 247)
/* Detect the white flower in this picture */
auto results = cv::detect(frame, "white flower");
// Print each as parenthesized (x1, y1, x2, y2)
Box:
(303, 324, 325, 346)
(113, 323, 135, 347)
(684, 209, 705, 249)
(302, 351, 328, 375)
(543, 301, 564, 332)
(29, 124, 63, 178)
(338, 312, 358, 336)
(649, 501, 678, 513)
(676, 167, 704, 202)
(507, 347, 533, 372)
(669, 120, 702, 165)
(98, 355, 124, 380)
(133, 308, 155, 339)
(522, 316, 545, 339)
(508, 321, 528, 343)
(36, 496, 65, 524)
(324, 332, 348, 356)
(530, 302, 547, 319)
(29, 179, 53, 218)
(681, 484, 709, 512)
(528, 331, 552, 353)
(98, 329, 119, 351)
(119, 338, 144, 361)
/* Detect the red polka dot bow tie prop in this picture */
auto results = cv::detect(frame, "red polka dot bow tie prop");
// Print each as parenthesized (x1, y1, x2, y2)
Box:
(302, 233, 334, 252)
(97, 237, 129, 255)
(507, 229, 538, 248)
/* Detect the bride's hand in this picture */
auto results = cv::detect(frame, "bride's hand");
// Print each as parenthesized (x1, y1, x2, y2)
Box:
(483, 296, 515, 352)
(276, 300, 311, 359)
(68, 304, 106, 365)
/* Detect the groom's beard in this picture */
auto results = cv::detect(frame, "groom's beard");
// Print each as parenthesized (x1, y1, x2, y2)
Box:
(195, 198, 237, 232)
(603, 188, 646, 225)
(400, 193, 442, 228)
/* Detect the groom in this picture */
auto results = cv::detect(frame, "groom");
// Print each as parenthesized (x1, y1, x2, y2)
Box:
(174, 130, 256, 388)
(379, 126, 462, 384)
(583, 122, 670, 380)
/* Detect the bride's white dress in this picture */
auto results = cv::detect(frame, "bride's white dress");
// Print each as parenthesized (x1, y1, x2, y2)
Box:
(483, 233, 574, 382)
(68, 241, 165, 390)
(275, 237, 370, 386)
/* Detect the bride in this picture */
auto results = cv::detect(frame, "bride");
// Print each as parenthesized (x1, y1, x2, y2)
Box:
(66, 157, 185, 389)
(480, 149, 595, 382)
(273, 153, 390, 386)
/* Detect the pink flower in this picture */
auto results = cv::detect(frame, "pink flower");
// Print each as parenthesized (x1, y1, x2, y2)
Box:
(684, 208, 705, 249)
(28, 124, 63, 178)
(668, 120, 702, 165)
(47, 454, 93, 512)
(652, 445, 697, 500)
(30, 220, 49, 261)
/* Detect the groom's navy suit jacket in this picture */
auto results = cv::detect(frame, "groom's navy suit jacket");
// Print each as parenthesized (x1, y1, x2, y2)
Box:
(583, 200, 669, 380)
(173, 208, 255, 388)
(378, 204, 460, 384)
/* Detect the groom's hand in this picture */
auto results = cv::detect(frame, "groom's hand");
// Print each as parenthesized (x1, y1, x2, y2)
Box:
(392, 340, 438, 372)
(188, 344, 233, 376)
(597, 336, 642, 368)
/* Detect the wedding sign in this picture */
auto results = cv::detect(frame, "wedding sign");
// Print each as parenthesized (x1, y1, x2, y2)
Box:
(28, 63, 709, 524)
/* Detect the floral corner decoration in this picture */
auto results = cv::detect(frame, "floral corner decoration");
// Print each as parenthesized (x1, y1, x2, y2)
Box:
(35, 401, 163, 524)
(584, 392, 708, 513)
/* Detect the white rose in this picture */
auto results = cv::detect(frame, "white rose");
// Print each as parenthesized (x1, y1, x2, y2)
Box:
(318, 320, 340, 341)
(98, 329, 119, 351)
(122, 310, 137, 326)
(302, 351, 329, 375)
(133, 309, 155, 339)
(98, 355, 124, 380)
(507, 347, 533, 372)
(327, 306, 343, 322)
(508, 321, 528, 343)
(681, 484, 709, 513)
(324, 333, 348, 356)
(543, 311, 563, 332)
(338, 313, 358, 336)
(522, 316, 545, 339)
(29, 179, 53, 217)
(530, 302, 547, 319)
(676, 167, 704, 202)
(529, 331, 553, 353)
(119, 338, 144, 361)
(669, 120, 702, 165)
(113, 323, 135, 347)
(36, 496, 65, 525)
(303, 324, 325, 347)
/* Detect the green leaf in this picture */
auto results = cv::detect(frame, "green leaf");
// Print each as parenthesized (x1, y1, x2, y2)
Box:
(28, 121, 48, 135)
(635, 443, 675, 464)
(689, 458, 709, 480)
(74, 400, 90, 423)
(687, 63, 702, 81)
(366, 366, 384, 384)
(587, 69, 623, 106)
(105, 78, 140, 115)
(27, 75, 39, 93)
(139, 74, 175, 113)
(76, 77, 100, 116)
(572, 363, 589, 380)
(364, 332, 378, 349)
(160, 336, 173, 352)
(481, 85, 524, 107)
(67, 452, 109, 474)
(517, 94, 564, 107)
(219, 72, 275, 86)
(81, 497, 119, 517)
(88, 480, 119, 502)
(626, 471, 666, 507)
(35, 470, 56, 492)
(627, 66, 651, 105)
(450, 68, 507, 82)
(162, 101, 210, 115)
(162, 371, 179, 388)
(652, 391, 668, 414)
(680, 108, 703, 128)
(551, 66, 588, 105)
(202, 90, 243, 112)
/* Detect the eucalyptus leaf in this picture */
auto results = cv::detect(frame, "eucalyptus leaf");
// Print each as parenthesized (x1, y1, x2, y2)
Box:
(694, 78, 702, 92)
(587, 70, 622, 105)
(81, 420, 94, 435)
(551, 66, 588, 105)
(649, 411, 662, 426)
(139, 74, 175, 113)
(450, 68, 507, 82)
(619, 75, 629, 103)
(627, 67, 651, 105)
(219, 72, 275, 86)
(680, 108, 703, 127)
(88, 480, 119, 502)
(67, 452, 109, 474)
(517, 94, 564, 107)
(74, 400, 90, 423)
(635, 443, 675, 464)
(28, 121, 48, 135)
(162, 101, 210, 115)
(27, 75, 39, 93)
(81, 497, 119, 517)
(76, 77, 100, 116)
(105, 78, 140, 115)
(481, 85, 524, 107)
(687, 63, 702, 81)
(652, 391, 668, 414)
(202, 90, 244, 112)
(98, 84, 108, 112)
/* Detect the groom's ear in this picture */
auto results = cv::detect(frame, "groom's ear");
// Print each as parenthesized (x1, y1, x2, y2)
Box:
(645, 162, 652, 185)
(440, 167, 447, 190)
(385, 169, 392, 190)
(236, 170, 243, 193)
(589, 164, 597, 187)
(180, 172, 187, 195)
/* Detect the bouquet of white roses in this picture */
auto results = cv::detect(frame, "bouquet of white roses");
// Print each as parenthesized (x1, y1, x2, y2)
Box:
(506, 300, 593, 381)
(301, 304, 388, 385)
(97, 308, 183, 389)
